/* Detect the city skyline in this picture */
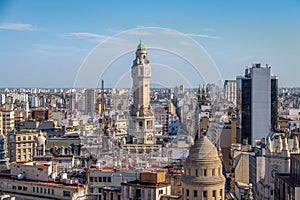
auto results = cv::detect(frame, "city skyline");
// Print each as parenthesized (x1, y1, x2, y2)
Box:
(0, 0, 300, 88)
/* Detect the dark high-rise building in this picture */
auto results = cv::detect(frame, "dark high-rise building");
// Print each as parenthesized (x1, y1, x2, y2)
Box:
(237, 63, 278, 146)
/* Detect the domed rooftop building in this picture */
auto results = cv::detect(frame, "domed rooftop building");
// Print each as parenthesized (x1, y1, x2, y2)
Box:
(182, 133, 225, 200)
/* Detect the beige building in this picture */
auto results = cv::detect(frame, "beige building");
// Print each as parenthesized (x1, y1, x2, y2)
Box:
(2, 110, 14, 136)
(0, 111, 2, 135)
(121, 171, 171, 200)
(181, 134, 225, 200)
(8, 130, 38, 162)
(123, 40, 162, 153)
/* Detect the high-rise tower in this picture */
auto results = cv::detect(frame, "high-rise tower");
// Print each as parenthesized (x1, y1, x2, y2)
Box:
(127, 40, 156, 145)
(237, 63, 278, 146)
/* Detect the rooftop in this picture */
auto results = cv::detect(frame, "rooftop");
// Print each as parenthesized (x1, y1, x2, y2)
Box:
(121, 180, 169, 188)
(0, 174, 85, 189)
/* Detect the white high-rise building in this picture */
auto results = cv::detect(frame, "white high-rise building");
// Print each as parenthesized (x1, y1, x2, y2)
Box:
(238, 64, 278, 146)
(0, 94, 5, 105)
(30, 95, 39, 108)
(224, 80, 236, 104)
(85, 89, 96, 115)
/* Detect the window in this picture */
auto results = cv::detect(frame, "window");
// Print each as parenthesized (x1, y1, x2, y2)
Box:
(44, 188, 47, 193)
(48, 188, 50, 194)
(159, 189, 163, 194)
(23, 136, 26, 140)
(194, 190, 198, 197)
(28, 136, 31, 140)
(23, 149, 26, 153)
(23, 187, 27, 191)
(196, 169, 198, 177)
(63, 191, 70, 197)
(188, 168, 191, 176)
(37, 187, 39, 192)
(52, 189, 54, 195)
(28, 149, 31, 152)
(18, 143, 21, 147)
(33, 187, 35, 192)
(213, 190, 216, 198)
(203, 191, 207, 198)
(204, 169, 207, 176)
(99, 177, 103, 182)
(103, 177, 107, 182)
(18, 149, 21, 153)
(271, 189, 273, 195)
(90, 177, 94, 182)
(12, 186, 16, 190)
(186, 189, 189, 196)
(18, 137, 21, 141)
(212, 168, 215, 176)
(108, 177, 111, 182)
(18, 186, 22, 190)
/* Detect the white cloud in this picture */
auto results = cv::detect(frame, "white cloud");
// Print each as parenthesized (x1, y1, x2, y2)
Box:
(185, 33, 221, 39)
(0, 23, 36, 31)
(62, 32, 110, 43)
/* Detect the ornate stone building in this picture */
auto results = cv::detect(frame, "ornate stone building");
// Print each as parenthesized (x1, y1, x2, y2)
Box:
(181, 133, 225, 200)
(123, 41, 161, 153)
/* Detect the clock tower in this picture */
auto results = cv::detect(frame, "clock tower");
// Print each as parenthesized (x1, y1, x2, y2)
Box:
(128, 40, 156, 145)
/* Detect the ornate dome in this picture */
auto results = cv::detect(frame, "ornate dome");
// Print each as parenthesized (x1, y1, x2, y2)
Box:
(35, 132, 46, 146)
(182, 135, 225, 185)
(136, 40, 146, 52)
(188, 135, 219, 160)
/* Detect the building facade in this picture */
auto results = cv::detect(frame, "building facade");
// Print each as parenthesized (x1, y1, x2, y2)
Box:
(121, 171, 171, 200)
(2, 110, 14, 136)
(275, 154, 300, 200)
(224, 80, 237, 104)
(8, 131, 38, 162)
(237, 64, 278, 146)
(85, 89, 96, 115)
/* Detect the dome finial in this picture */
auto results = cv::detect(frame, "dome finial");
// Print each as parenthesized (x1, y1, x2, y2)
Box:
(137, 39, 146, 52)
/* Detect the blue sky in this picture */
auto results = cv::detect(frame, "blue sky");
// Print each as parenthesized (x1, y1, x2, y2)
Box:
(0, 0, 299, 88)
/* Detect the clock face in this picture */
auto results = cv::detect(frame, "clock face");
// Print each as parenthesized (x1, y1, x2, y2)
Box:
(145, 67, 150, 75)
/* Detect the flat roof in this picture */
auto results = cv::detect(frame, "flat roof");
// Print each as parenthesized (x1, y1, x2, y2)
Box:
(122, 180, 169, 188)
(0, 174, 85, 189)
